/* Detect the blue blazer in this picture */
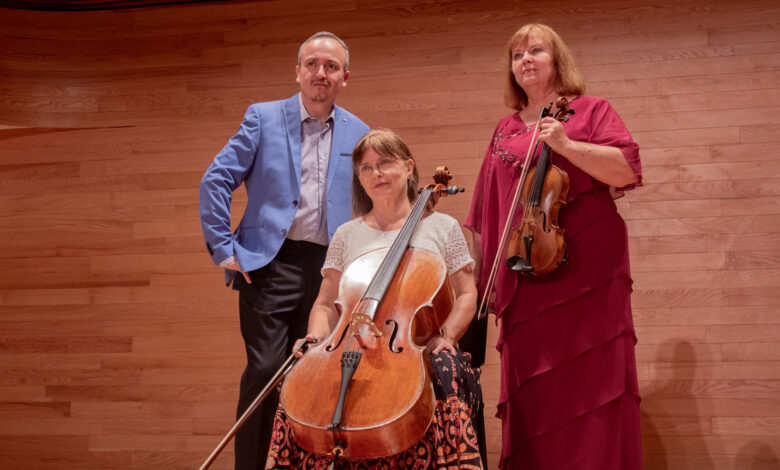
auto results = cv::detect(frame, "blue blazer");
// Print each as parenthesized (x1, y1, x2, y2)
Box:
(199, 94, 369, 280)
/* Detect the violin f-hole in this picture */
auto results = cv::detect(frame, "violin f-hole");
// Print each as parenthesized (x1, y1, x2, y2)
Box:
(538, 209, 549, 232)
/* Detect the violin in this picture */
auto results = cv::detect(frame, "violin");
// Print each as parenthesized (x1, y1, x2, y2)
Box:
(506, 97, 574, 275)
(279, 167, 464, 460)
(478, 97, 574, 318)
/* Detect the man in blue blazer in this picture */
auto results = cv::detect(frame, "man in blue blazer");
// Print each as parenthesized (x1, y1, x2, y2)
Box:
(199, 32, 369, 470)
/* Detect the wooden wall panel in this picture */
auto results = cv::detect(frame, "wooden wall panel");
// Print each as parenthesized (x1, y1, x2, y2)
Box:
(1, 0, 779, 468)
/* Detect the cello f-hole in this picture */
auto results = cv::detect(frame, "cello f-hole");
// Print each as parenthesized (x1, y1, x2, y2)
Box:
(326, 323, 350, 352)
(385, 319, 403, 353)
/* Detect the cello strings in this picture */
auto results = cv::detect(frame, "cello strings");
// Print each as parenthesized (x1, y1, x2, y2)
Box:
(344, 187, 435, 352)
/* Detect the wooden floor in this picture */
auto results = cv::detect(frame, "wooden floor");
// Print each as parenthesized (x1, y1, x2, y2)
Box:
(1, 0, 779, 468)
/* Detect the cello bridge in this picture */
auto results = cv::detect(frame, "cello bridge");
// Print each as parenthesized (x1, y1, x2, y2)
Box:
(351, 312, 383, 337)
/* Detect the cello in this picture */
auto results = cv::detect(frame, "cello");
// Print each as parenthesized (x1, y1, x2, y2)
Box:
(478, 97, 574, 319)
(280, 167, 464, 459)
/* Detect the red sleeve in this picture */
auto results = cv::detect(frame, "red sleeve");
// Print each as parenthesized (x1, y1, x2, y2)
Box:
(589, 100, 642, 195)
(590, 100, 642, 195)
(465, 120, 503, 235)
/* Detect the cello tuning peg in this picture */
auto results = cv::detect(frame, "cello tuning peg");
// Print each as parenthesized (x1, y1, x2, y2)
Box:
(442, 185, 464, 195)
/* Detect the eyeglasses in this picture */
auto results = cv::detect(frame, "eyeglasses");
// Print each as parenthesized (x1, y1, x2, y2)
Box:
(357, 158, 398, 176)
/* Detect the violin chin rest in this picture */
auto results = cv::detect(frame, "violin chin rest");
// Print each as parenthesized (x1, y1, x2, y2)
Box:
(506, 255, 534, 273)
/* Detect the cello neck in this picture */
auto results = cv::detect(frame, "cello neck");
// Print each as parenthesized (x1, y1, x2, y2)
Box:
(361, 187, 435, 303)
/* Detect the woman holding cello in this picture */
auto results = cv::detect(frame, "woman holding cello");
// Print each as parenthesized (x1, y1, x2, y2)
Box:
(465, 24, 643, 468)
(266, 129, 484, 469)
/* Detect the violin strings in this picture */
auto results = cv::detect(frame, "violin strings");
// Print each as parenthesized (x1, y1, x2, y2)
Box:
(479, 114, 542, 312)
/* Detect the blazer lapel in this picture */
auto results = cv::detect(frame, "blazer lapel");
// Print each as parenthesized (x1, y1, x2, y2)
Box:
(327, 105, 349, 193)
(284, 94, 302, 194)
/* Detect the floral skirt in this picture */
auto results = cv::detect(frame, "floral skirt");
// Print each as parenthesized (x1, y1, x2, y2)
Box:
(266, 349, 483, 470)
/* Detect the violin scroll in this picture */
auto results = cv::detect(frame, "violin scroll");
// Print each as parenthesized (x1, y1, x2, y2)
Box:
(552, 96, 575, 122)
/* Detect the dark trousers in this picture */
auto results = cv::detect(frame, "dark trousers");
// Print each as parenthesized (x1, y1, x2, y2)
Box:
(232, 239, 327, 470)
(458, 307, 489, 470)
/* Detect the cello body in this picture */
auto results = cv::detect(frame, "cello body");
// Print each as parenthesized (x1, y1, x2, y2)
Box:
(280, 246, 454, 459)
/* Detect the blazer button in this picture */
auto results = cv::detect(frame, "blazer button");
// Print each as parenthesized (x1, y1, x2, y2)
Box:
(292, 200, 298, 206)
(281, 229, 287, 236)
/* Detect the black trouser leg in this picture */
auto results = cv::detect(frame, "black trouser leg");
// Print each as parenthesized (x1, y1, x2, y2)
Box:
(232, 240, 326, 470)
(458, 312, 489, 469)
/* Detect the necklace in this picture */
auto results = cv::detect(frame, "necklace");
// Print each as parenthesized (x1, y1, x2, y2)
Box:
(491, 121, 534, 162)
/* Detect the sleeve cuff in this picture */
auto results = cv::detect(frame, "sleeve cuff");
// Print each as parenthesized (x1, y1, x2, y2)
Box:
(218, 255, 236, 268)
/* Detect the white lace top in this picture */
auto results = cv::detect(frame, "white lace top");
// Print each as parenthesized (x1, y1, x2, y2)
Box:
(323, 211, 475, 275)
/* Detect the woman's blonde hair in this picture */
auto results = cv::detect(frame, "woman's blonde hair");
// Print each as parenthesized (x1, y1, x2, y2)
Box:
(504, 23, 586, 111)
(351, 129, 419, 216)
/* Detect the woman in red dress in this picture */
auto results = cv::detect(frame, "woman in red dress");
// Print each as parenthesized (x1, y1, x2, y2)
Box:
(465, 23, 643, 469)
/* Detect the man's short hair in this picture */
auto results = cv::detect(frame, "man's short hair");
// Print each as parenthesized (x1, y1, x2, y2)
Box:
(298, 31, 350, 71)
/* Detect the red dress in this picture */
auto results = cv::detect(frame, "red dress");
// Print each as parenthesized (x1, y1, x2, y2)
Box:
(465, 96, 643, 469)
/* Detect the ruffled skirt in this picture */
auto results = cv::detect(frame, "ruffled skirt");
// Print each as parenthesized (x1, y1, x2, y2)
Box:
(497, 276, 642, 470)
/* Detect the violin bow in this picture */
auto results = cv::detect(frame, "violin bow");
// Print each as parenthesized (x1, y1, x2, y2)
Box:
(477, 106, 548, 319)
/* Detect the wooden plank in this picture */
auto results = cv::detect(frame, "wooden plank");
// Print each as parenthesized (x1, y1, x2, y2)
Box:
(711, 417, 780, 436)
(706, 325, 780, 343)
(648, 361, 780, 380)
(641, 433, 780, 455)
(640, 379, 780, 398)
(634, 269, 780, 290)
(0, 450, 133, 470)
(0, 336, 132, 354)
(70, 400, 234, 419)
(0, 402, 70, 419)
(631, 252, 727, 272)
(722, 343, 780, 361)
(636, 343, 722, 363)
(670, 305, 780, 325)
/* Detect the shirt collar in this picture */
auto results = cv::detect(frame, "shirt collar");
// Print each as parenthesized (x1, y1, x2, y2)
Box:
(298, 94, 335, 123)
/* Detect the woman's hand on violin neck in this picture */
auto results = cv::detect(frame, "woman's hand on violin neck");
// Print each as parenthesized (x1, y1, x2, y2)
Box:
(538, 117, 572, 155)
(427, 334, 458, 355)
